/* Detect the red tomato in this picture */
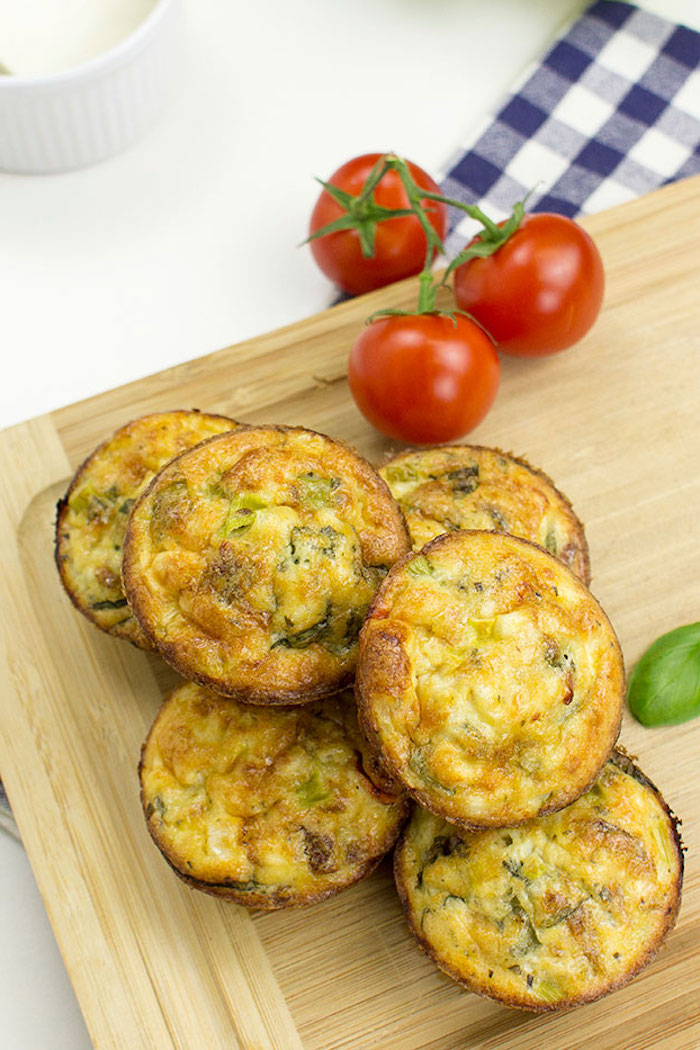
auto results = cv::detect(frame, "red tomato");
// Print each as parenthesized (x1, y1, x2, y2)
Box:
(453, 213, 604, 357)
(309, 153, 448, 296)
(348, 314, 500, 445)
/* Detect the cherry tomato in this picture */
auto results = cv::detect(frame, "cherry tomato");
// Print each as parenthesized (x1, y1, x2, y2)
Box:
(309, 153, 448, 296)
(453, 213, 604, 357)
(348, 313, 500, 445)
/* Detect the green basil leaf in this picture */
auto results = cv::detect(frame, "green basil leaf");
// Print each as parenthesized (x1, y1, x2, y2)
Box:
(627, 622, 700, 726)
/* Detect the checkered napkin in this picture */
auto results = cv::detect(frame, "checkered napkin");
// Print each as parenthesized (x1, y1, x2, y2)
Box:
(440, 0, 700, 254)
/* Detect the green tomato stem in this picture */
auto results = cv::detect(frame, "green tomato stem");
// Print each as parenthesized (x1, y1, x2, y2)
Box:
(416, 269, 438, 313)
(308, 153, 531, 317)
(354, 155, 393, 207)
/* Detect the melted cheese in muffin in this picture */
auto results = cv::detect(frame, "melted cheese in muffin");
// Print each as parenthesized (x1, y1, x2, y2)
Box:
(140, 681, 408, 908)
(55, 411, 240, 648)
(395, 754, 683, 1011)
(123, 425, 410, 703)
(356, 530, 623, 827)
(380, 445, 590, 583)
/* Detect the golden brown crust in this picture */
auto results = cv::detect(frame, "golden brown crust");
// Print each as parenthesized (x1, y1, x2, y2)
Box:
(380, 445, 590, 584)
(394, 753, 684, 1012)
(161, 851, 388, 910)
(356, 530, 624, 829)
(123, 424, 410, 703)
(139, 681, 409, 909)
(54, 410, 240, 648)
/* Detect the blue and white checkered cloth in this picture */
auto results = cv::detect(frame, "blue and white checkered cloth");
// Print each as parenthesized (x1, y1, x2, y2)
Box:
(440, 0, 700, 254)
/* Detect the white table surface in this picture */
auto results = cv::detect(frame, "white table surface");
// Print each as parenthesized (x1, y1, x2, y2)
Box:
(1, 0, 697, 1045)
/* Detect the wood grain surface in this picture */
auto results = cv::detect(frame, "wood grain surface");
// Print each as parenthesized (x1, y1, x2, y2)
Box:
(1, 175, 699, 1049)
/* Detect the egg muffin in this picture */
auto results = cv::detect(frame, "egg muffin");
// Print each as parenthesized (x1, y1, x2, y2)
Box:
(356, 530, 624, 828)
(55, 410, 240, 648)
(140, 681, 409, 908)
(123, 425, 410, 703)
(380, 446, 590, 583)
(395, 752, 683, 1011)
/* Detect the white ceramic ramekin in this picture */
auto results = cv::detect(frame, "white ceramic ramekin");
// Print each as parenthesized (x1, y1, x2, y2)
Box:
(0, 0, 182, 174)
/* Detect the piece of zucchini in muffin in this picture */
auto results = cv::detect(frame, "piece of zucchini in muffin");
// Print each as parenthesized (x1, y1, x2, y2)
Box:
(123, 425, 410, 703)
(394, 752, 683, 1011)
(380, 445, 590, 583)
(55, 410, 240, 648)
(140, 681, 409, 908)
(356, 530, 624, 829)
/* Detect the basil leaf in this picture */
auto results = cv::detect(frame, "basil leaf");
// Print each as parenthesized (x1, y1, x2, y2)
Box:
(627, 622, 700, 726)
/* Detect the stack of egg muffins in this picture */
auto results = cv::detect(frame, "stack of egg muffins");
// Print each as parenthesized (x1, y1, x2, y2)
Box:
(55, 411, 683, 1013)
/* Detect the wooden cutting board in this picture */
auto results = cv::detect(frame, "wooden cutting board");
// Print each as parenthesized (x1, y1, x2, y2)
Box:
(1, 175, 699, 1050)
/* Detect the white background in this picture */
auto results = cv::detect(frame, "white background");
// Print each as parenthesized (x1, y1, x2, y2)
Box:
(1, 0, 698, 1045)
